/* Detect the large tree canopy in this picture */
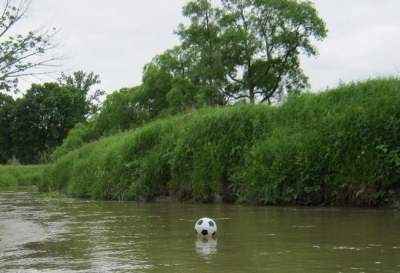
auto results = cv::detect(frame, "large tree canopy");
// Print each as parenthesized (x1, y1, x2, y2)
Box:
(147, 0, 327, 105)
(219, 0, 327, 103)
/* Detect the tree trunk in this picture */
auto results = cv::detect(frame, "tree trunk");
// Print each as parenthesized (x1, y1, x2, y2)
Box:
(249, 86, 255, 104)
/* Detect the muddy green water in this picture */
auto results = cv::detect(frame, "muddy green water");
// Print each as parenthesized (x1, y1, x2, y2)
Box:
(0, 190, 399, 273)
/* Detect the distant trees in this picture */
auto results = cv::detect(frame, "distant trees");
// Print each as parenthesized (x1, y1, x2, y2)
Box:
(0, 82, 90, 164)
(0, 0, 58, 93)
(0, 69, 105, 164)
(0, 93, 14, 163)
(13, 83, 87, 163)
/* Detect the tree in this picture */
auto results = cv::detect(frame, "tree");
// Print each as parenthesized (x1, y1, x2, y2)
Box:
(0, 0, 58, 93)
(0, 93, 14, 163)
(58, 71, 105, 116)
(177, 0, 226, 106)
(142, 46, 217, 113)
(178, 0, 327, 103)
(13, 83, 87, 163)
(93, 86, 149, 135)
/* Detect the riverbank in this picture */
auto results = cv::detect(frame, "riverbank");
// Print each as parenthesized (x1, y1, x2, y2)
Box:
(2, 79, 400, 206)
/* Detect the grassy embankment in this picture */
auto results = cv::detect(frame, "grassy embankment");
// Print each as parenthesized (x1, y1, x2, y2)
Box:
(2, 79, 400, 206)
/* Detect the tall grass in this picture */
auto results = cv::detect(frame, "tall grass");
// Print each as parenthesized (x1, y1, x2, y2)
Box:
(38, 79, 400, 206)
(0, 165, 45, 188)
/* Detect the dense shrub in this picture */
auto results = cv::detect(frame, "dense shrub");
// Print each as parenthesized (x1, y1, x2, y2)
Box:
(38, 79, 400, 206)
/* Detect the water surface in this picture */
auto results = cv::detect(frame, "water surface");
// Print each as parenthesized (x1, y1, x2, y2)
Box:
(0, 190, 399, 273)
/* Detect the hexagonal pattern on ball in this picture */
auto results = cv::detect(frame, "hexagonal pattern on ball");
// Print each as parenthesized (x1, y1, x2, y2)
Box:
(194, 217, 217, 238)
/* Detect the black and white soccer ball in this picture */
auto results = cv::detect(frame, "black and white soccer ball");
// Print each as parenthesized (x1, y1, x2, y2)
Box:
(194, 217, 217, 238)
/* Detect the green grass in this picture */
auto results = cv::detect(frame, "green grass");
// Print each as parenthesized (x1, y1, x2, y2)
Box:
(12, 78, 400, 206)
(0, 165, 45, 189)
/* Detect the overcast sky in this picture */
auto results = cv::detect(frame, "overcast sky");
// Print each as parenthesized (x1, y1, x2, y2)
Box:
(16, 0, 400, 93)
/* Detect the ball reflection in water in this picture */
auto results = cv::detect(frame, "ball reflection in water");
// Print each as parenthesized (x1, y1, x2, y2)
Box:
(195, 238, 217, 258)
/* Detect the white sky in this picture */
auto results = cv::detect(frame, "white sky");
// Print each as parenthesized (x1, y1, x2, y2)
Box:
(15, 0, 400, 93)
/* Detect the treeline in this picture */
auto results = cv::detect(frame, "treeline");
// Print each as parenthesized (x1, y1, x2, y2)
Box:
(0, 72, 103, 164)
(39, 79, 400, 206)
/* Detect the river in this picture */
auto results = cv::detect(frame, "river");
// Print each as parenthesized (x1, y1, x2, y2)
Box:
(0, 190, 399, 273)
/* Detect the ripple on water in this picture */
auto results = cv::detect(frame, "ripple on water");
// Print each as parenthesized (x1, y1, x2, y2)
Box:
(0, 219, 48, 249)
(291, 225, 315, 229)
(1, 192, 400, 273)
(333, 246, 363, 251)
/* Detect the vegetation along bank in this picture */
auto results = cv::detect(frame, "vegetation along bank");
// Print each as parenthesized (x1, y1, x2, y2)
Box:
(29, 79, 400, 207)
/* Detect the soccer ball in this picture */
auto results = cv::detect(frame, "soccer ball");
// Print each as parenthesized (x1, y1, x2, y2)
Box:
(194, 217, 217, 238)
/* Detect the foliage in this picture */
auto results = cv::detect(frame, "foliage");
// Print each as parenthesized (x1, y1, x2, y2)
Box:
(93, 86, 150, 135)
(12, 83, 87, 163)
(242, 78, 400, 205)
(138, 0, 327, 110)
(50, 122, 96, 161)
(58, 71, 105, 116)
(50, 0, 327, 156)
(217, 0, 327, 103)
(141, 64, 173, 117)
(141, 47, 206, 114)
(0, 81, 96, 164)
(0, 0, 58, 93)
(0, 165, 44, 188)
(176, 0, 227, 105)
(39, 79, 400, 206)
(0, 93, 14, 163)
(49, 86, 152, 160)
(143, 0, 327, 105)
